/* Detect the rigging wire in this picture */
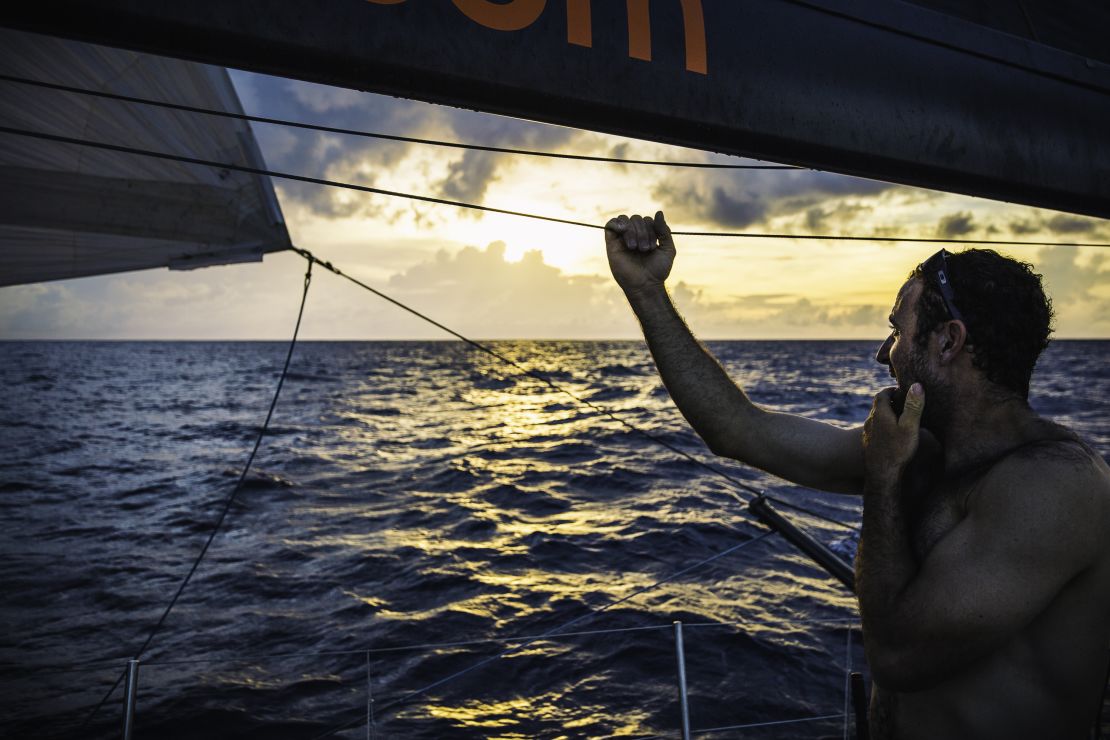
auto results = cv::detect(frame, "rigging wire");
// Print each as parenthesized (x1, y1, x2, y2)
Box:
(78, 261, 314, 730)
(1, 124, 1108, 249)
(290, 246, 768, 504)
(283, 247, 867, 733)
(0, 73, 796, 170)
(17, 618, 860, 675)
(289, 245, 858, 530)
(309, 530, 775, 739)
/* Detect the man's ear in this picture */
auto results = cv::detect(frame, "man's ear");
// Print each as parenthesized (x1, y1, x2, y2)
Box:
(937, 320, 969, 363)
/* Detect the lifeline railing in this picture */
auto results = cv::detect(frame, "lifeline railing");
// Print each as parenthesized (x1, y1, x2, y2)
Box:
(58, 615, 866, 740)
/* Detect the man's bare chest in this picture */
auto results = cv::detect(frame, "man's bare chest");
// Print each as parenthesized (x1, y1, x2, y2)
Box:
(903, 475, 977, 560)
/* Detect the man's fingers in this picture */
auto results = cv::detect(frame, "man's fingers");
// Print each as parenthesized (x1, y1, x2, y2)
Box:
(899, 383, 925, 430)
(642, 216, 658, 251)
(605, 211, 669, 253)
(627, 214, 644, 250)
(654, 210, 676, 251)
(630, 214, 655, 252)
(604, 216, 627, 254)
(871, 387, 897, 422)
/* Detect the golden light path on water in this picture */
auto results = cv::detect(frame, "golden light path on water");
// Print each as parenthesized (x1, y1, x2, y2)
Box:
(238, 341, 868, 735)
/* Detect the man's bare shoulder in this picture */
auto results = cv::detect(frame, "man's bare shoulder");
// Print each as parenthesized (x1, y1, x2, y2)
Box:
(1004, 435, 1110, 481)
(972, 436, 1110, 563)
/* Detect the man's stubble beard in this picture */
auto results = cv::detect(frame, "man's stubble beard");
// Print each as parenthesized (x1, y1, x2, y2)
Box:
(892, 342, 950, 435)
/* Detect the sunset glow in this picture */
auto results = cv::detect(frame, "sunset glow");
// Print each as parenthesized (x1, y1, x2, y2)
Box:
(2, 72, 1108, 340)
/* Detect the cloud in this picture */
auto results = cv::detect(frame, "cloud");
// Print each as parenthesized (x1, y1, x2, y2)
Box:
(1046, 214, 1099, 234)
(651, 168, 896, 231)
(1035, 246, 1110, 305)
(386, 242, 632, 338)
(670, 281, 886, 338)
(233, 70, 590, 221)
(0, 255, 313, 339)
(233, 72, 429, 218)
(803, 202, 873, 233)
(427, 108, 581, 209)
(936, 211, 976, 238)
(1001, 212, 1109, 239)
(439, 150, 500, 205)
(707, 187, 767, 228)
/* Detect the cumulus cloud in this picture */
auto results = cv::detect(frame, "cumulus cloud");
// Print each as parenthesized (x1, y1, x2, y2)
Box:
(670, 281, 886, 338)
(651, 167, 895, 231)
(233, 72, 429, 218)
(439, 150, 500, 205)
(803, 202, 873, 233)
(1046, 214, 1099, 235)
(428, 109, 580, 208)
(1035, 246, 1110, 305)
(233, 70, 588, 221)
(707, 187, 768, 228)
(386, 242, 631, 338)
(936, 211, 976, 238)
(1002, 212, 1109, 239)
(0, 256, 312, 339)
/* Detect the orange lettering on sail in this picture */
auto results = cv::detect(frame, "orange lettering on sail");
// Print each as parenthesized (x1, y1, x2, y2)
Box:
(562, 0, 707, 74)
(566, 0, 592, 47)
(626, 0, 652, 62)
(369, 0, 707, 75)
(451, 0, 547, 32)
(678, 0, 707, 74)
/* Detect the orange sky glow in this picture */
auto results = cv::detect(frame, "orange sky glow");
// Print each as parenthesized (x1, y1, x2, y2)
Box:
(1, 71, 1108, 340)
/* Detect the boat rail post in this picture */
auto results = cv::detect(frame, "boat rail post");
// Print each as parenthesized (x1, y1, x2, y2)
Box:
(122, 658, 140, 740)
(673, 620, 692, 740)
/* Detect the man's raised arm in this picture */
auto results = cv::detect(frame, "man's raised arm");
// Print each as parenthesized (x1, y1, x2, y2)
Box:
(606, 211, 865, 494)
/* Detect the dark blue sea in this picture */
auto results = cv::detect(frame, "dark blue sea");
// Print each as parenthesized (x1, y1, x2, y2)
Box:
(1, 340, 1107, 739)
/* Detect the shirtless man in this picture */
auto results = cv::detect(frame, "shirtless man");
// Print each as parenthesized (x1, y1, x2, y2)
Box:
(604, 211, 1110, 739)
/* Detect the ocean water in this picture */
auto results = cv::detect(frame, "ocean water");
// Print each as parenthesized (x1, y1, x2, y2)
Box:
(1, 340, 1107, 739)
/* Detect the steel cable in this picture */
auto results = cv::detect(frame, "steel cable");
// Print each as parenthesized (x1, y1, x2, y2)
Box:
(77, 261, 314, 730)
(1, 125, 1107, 249)
(0, 72, 797, 170)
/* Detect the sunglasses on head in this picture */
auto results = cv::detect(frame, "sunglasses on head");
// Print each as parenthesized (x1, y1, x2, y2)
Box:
(921, 249, 965, 324)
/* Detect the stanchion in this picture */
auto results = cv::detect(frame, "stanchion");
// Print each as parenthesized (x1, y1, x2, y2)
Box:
(851, 672, 870, 740)
(122, 659, 140, 740)
(674, 621, 692, 740)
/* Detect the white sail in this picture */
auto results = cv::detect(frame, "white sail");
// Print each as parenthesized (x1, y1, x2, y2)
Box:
(0, 29, 290, 287)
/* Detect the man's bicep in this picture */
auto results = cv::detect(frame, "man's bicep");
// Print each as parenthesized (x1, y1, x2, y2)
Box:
(716, 408, 865, 494)
(905, 459, 1100, 652)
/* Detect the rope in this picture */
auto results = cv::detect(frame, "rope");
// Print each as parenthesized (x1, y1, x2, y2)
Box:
(0, 73, 797, 170)
(309, 530, 775, 739)
(78, 260, 313, 729)
(693, 712, 847, 734)
(1, 125, 1108, 249)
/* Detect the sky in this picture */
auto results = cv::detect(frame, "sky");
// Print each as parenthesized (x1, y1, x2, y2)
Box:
(1, 70, 1109, 340)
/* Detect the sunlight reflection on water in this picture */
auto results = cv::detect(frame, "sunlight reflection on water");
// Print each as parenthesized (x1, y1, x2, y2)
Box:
(0, 340, 1106, 738)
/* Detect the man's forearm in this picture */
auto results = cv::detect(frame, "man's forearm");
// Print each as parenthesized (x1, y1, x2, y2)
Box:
(626, 284, 759, 456)
(857, 475, 921, 686)
(625, 283, 865, 492)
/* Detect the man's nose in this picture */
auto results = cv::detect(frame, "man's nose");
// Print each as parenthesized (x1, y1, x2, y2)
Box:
(875, 334, 893, 365)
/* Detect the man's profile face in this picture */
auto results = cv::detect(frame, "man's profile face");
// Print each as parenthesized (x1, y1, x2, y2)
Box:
(876, 279, 935, 413)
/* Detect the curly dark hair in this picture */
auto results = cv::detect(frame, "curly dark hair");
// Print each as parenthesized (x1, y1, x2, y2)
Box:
(910, 249, 1053, 398)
